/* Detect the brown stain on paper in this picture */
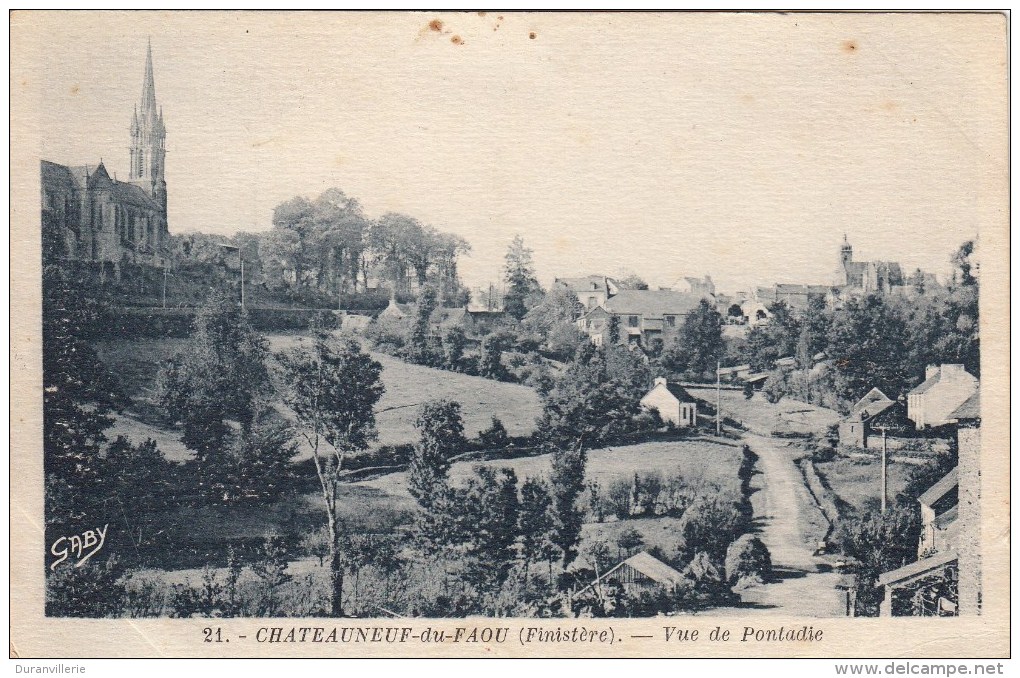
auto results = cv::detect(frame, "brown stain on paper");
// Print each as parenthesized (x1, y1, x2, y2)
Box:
(842, 39, 858, 53)
(451, 35, 464, 46)
(428, 19, 443, 32)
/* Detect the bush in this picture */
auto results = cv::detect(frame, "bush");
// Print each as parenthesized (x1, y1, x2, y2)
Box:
(724, 535, 772, 587)
(676, 495, 745, 565)
(47, 557, 126, 617)
(477, 416, 510, 449)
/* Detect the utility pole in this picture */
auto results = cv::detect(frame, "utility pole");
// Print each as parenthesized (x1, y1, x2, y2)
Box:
(162, 263, 168, 309)
(876, 425, 889, 513)
(716, 361, 722, 436)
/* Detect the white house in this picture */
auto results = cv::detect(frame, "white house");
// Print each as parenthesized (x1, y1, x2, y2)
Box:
(640, 377, 698, 428)
(906, 364, 979, 429)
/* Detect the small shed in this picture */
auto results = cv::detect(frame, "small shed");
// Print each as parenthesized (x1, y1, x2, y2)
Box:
(587, 551, 685, 595)
(640, 377, 698, 428)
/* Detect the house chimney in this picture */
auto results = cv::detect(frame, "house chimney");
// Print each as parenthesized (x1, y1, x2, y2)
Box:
(925, 365, 940, 380)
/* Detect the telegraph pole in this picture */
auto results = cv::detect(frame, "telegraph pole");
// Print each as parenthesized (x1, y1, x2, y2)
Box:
(162, 263, 168, 309)
(875, 425, 889, 513)
(716, 361, 722, 436)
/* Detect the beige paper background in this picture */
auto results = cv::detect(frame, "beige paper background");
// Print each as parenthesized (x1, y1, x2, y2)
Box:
(9, 10, 1009, 658)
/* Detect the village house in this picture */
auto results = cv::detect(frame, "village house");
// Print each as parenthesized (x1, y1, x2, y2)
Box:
(580, 289, 701, 347)
(554, 275, 620, 311)
(876, 389, 981, 617)
(669, 274, 715, 298)
(917, 469, 959, 557)
(639, 377, 699, 429)
(906, 364, 979, 429)
(838, 387, 909, 449)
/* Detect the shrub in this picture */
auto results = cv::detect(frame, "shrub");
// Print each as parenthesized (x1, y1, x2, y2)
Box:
(477, 416, 510, 449)
(675, 495, 744, 565)
(724, 535, 773, 587)
(46, 557, 126, 618)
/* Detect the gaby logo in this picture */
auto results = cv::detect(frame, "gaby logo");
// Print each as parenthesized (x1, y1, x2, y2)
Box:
(50, 524, 109, 570)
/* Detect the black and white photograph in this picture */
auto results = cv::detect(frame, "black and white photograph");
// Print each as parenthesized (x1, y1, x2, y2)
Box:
(10, 10, 1009, 659)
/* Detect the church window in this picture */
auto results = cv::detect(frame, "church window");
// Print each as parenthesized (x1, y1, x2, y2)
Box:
(665, 315, 676, 327)
(628, 315, 639, 328)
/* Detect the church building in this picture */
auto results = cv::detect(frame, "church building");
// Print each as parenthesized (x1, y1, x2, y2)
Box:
(41, 41, 170, 277)
(833, 235, 904, 295)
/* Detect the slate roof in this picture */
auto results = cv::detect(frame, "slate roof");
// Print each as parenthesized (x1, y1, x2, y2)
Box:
(950, 391, 980, 420)
(601, 551, 686, 588)
(918, 467, 958, 507)
(849, 387, 893, 419)
(603, 289, 701, 317)
(41, 159, 161, 211)
(556, 275, 615, 295)
(908, 372, 944, 396)
(661, 382, 698, 404)
(876, 550, 957, 588)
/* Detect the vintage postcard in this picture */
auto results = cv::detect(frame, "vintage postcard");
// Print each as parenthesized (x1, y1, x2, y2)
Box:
(9, 11, 1009, 659)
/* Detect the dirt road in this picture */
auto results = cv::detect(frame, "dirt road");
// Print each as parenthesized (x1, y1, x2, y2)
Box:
(716, 434, 846, 617)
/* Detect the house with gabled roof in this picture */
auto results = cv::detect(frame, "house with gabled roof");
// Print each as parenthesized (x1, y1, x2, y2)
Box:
(554, 275, 620, 311)
(838, 387, 909, 449)
(876, 389, 981, 617)
(600, 289, 702, 347)
(640, 377, 699, 428)
(906, 364, 978, 429)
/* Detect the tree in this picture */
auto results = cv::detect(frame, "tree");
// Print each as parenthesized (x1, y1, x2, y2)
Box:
(42, 266, 124, 530)
(796, 296, 831, 367)
(408, 400, 467, 556)
(442, 325, 468, 371)
(950, 239, 977, 287)
(406, 285, 441, 366)
(457, 466, 521, 588)
(408, 399, 466, 508)
(518, 477, 556, 581)
(834, 505, 921, 616)
(503, 235, 541, 320)
(480, 330, 513, 381)
(521, 286, 584, 360)
(607, 315, 621, 345)
(616, 273, 649, 290)
(661, 299, 724, 380)
(154, 294, 276, 502)
(616, 527, 645, 557)
(745, 301, 800, 372)
(478, 416, 510, 449)
(278, 332, 385, 616)
(549, 443, 587, 569)
(826, 295, 910, 407)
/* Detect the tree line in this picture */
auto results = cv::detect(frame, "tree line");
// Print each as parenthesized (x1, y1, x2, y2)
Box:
(168, 187, 471, 308)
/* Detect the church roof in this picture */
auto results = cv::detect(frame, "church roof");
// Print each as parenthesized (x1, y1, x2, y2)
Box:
(42, 160, 160, 211)
(110, 180, 161, 210)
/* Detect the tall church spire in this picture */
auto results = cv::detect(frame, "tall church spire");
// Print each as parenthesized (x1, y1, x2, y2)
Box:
(140, 37, 157, 117)
(129, 39, 167, 214)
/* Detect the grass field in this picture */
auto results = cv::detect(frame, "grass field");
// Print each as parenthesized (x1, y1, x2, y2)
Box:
(358, 438, 744, 498)
(813, 453, 914, 514)
(267, 334, 544, 445)
(95, 333, 544, 459)
(687, 388, 839, 437)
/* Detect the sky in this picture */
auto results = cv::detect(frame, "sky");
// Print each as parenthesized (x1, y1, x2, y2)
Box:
(20, 11, 1006, 294)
